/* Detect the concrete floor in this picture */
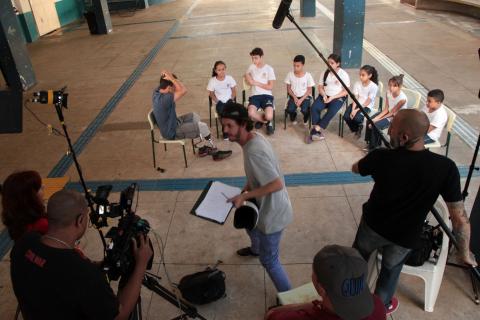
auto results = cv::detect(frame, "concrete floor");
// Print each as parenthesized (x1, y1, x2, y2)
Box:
(1, 0, 480, 319)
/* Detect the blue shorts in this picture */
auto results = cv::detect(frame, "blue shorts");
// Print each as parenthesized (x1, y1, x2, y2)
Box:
(248, 94, 274, 110)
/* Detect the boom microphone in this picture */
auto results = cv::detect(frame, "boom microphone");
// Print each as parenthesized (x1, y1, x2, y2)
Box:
(272, 0, 292, 29)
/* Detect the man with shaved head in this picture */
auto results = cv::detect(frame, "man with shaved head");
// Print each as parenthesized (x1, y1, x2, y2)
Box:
(352, 109, 476, 315)
(10, 189, 152, 320)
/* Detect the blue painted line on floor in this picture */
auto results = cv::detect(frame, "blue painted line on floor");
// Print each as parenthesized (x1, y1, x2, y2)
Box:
(48, 20, 181, 178)
(64, 166, 478, 192)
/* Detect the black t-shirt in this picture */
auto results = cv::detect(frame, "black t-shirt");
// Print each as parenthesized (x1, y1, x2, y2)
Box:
(358, 148, 462, 248)
(10, 232, 119, 320)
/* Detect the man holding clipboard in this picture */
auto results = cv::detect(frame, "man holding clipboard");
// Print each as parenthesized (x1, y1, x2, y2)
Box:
(221, 102, 293, 293)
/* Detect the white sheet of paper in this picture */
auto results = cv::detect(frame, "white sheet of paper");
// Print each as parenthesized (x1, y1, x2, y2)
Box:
(195, 181, 241, 223)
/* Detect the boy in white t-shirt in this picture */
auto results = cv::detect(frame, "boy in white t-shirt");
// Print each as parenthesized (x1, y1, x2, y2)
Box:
(245, 47, 276, 135)
(421, 89, 448, 144)
(284, 55, 315, 125)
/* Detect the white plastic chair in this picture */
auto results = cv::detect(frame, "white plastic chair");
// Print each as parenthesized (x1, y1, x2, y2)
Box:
(425, 107, 456, 157)
(368, 200, 450, 312)
(147, 110, 195, 169)
(403, 88, 421, 109)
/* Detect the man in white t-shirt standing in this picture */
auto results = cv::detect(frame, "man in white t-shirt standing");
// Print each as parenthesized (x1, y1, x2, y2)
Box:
(284, 55, 315, 126)
(245, 47, 276, 135)
(421, 89, 448, 144)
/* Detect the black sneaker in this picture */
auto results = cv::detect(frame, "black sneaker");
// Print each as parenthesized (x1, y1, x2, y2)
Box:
(199, 146, 217, 157)
(255, 122, 264, 129)
(355, 124, 363, 138)
(236, 247, 259, 257)
(212, 150, 232, 161)
(266, 123, 274, 135)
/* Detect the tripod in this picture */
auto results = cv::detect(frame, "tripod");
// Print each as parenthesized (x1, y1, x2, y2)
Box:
(127, 272, 207, 320)
(50, 90, 206, 319)
(279, 7, 480, 296)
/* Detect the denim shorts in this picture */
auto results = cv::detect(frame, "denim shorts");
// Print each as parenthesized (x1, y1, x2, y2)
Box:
(248, 94, 274, 110)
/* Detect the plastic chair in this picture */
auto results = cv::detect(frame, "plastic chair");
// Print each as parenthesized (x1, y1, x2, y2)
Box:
(338, 81, 384, 138)
(283, 86, 315, 130)
(208, 96, 220, 138)
(403, 88, 421, 109)
(147, 110, 195, 169)
(425, 107, 456, 157)
(242, 77, 276, 130)
(369, 200, 450, 312)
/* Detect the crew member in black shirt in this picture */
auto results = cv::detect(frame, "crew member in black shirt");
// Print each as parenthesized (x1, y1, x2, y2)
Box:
(10, 189, 153, 320)
(352, 109, 476, 315)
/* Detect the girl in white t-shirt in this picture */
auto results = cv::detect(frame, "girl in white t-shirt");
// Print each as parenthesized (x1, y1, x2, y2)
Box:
(284, 55, 315, 125)
(207, 61, 237, 139)
(343, 65, 379, 136)
(308, 54, 350, 143)
(365, 74, 408, 150)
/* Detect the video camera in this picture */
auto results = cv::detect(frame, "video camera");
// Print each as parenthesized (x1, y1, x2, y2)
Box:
(92, 183, 153, 281)
(31, 87, 68, 108)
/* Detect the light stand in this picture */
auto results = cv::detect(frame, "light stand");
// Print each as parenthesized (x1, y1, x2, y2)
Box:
(50, 88, 107, 249)
(280, 8, 480, 298)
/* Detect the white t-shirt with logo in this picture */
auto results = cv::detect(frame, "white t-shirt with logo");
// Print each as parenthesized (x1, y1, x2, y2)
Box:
(386, 90, 408, 112)
(207, 75, 237, 103)
(421, 104, 448, 141)
(318, 68, 350, 97)
(353, 81, 378, 110)
(284, 71, 315, 97)
(246, 64, 276, 96)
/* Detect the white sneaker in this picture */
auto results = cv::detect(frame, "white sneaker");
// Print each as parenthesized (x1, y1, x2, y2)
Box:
(292, 120, 298, 125)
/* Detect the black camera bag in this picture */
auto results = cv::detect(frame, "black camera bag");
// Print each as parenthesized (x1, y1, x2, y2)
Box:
(405, 222, 443, 267)
(178, 268, 226, 305)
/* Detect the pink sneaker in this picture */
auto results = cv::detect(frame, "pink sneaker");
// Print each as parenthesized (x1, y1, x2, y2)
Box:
(386, 296, 399, 315)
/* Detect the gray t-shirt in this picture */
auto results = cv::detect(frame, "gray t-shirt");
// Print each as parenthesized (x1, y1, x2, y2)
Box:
(243, 134, 293, 234)
(152, 89, 177, 140)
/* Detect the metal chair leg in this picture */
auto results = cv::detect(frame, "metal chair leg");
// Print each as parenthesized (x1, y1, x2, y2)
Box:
(192, 139, 196, 154)
(284, 109, 287, 130)
(164, 144, 167, 151)
(445, 133, 451, 157)
(215, 117, 219, 138)
(183, 145, 188, 168)
(151, 131, 156, 168)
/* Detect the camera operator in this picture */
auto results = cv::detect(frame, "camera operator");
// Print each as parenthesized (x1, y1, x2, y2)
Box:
(10, 189, 153, 320)
(351, 109, 477, 315)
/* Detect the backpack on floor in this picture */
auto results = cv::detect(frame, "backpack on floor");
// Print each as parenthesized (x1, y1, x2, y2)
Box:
(178, 266, 226, 305)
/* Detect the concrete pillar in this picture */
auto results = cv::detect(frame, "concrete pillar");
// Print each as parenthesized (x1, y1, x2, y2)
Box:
(333, 0, 365, 68)
(92, 0, 112, 34)
(300, 0, 316, 17)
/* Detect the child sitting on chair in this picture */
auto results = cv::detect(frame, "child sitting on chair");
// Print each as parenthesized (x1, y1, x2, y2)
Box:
(364, 74, 408, 151)
(284, 55, 315, 126)
(421, 89, 448, 144)
(207, 61, 237, 139)
(245, 47, 276, 135)
(307, 54, 350, 143)
(343, 65, 379, 138)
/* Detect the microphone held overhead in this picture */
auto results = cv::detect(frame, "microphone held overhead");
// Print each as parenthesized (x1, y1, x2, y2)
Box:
(272, 0, 293, 29)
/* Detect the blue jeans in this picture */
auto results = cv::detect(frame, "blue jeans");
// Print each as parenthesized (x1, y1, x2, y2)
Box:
(311, 95, 346, 129)
(364, 114, 390, 150)
(343, 104, 370, 133)
(247, 228, 291, 292)
(353, 219, 412, 306)
(286, 97, 311, 122)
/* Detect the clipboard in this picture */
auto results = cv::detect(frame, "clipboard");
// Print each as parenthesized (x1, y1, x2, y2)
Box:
(190, 180, 241, 225)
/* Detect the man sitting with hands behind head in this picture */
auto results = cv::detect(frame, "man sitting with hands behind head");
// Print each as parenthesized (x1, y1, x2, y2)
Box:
(352, 109, 477, 315)
(10, 189, 153, 320)
(153, 70, 232, 161)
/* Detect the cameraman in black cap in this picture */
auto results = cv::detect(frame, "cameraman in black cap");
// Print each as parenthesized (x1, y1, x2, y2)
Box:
(10, 189, 153, 320)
